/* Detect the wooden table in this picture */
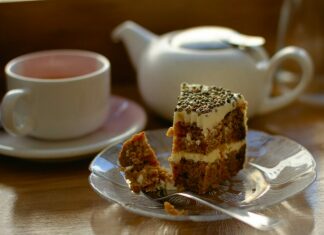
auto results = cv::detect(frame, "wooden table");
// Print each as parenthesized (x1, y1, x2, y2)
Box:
(1, 0, 323, 233)
(0, 83, 323, 235)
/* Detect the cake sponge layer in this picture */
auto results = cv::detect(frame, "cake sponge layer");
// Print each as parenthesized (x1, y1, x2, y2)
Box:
(170, 144, 246, 194)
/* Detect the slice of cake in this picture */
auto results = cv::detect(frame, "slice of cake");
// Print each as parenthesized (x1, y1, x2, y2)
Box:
(167, 83, 247, 194)
(118, 132, 173, 194)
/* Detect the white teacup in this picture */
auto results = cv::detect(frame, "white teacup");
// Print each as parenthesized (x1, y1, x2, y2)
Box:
(1, 49, 110, 140)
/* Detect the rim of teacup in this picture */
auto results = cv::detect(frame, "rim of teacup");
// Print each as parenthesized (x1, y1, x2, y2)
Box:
(5, 49, 110, 83)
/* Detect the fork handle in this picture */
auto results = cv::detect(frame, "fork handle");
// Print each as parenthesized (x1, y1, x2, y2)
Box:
(179, 192, 280, 231)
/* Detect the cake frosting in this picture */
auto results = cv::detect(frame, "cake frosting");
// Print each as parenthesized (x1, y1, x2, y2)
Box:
(173, 83, 246, 136)
(170, 140, 245, 163)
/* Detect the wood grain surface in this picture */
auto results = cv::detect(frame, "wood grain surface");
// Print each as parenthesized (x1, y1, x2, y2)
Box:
(1, 1, 324, 235)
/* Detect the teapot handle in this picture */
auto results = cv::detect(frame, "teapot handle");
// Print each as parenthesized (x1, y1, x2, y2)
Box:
(257, 46, 313, 115)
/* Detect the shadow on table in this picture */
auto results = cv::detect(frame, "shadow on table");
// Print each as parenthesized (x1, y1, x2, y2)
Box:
(90, 191, 315, 235)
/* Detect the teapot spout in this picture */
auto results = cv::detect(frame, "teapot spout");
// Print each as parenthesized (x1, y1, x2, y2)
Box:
(112, 21, 157, 69)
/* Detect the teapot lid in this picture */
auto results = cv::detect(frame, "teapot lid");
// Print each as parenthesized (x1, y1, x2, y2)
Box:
(170, 27, 265, 50)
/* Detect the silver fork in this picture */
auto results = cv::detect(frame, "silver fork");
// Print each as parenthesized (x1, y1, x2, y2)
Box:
(143, 190, 281, 231)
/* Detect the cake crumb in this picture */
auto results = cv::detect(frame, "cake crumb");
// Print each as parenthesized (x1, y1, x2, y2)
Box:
(118, 132, 173, 194)
(164, 201, 187, 216)
(166, 127, 174, 137)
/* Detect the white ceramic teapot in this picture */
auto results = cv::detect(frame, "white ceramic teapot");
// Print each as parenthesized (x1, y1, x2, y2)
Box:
(112, 21, 313, 120)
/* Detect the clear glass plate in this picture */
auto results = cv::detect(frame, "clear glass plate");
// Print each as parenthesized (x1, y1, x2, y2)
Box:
(89, 129, 316, 221)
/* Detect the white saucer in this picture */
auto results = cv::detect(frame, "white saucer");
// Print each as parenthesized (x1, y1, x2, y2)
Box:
(0, 96, 147, 160)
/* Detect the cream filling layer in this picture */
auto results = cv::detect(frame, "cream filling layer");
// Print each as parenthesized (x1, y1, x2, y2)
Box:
(169, 140, 245, 163)
(173, 97, 245, 137)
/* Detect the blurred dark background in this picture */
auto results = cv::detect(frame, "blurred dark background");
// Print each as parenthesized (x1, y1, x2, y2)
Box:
(0, 0, 282, 97)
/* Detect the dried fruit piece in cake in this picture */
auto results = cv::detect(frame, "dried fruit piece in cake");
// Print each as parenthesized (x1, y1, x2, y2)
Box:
(168, 83, 247, 194)
(118, 132, 173, 194)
